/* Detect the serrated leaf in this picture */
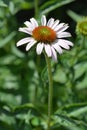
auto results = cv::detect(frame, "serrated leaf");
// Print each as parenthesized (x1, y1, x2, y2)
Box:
(40, 0, 75, 15)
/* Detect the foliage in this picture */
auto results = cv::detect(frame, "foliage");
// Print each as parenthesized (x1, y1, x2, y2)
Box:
(0, 0, 87, 130)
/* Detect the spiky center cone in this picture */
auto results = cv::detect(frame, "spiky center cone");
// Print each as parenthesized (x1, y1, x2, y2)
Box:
(32, 26, 56, 43)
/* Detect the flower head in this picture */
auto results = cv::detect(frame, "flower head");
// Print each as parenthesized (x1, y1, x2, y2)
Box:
(17, 15, 73, 61)
(76, 17, 87, 35)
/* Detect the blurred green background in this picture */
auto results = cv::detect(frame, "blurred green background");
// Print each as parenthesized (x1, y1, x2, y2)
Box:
(0, 0, 87, 130)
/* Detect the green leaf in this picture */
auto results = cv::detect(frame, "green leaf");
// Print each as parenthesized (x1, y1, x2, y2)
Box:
(0, 55, 16, 65)
(0, 32, 16, 48)
(56, 102, 87, 117)
(74, 62, 87, 80)
(40, 0, 75, 15)
(0, 113, 15, 125)
(53, 66, 67, 83)
(53, 114, 87, 130)
(67, 10, 83, 22)
(9, 1, 15, 14)
(11, 44, 25, 58)
(10, 1, 34, 14)
(0, 0, 7, 7)
(68, 106, 87, 117)
(76, 74, 87, 90)
(0, 66, 19, 88)
(0, 92, 20, 106)
(13, 103, 41, 116)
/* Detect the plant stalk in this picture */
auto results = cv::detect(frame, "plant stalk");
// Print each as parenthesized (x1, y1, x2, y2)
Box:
(34, 0, 39, 18)
(45, 53, 53, 130)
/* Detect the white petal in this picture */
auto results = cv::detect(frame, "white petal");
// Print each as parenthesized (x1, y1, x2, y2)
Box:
(36, 43, 44, 55)
(26, 40, 36, 51)
(57, 24, 69, 33)
(51, 47, 57, 61)
(57, 32, 71, 38)
(58, 39, 71, 50)
(24, 21, 34, 31)
(30, 18, 38, 28)
(51, 20, 60, 30)
(62, 39, 73, 46)
(54, 23, 65, 31)
(45, 44, 51, 57)
(19, 27, 32, 35)
(17, 37, 33, 46)
(41, 15, 47, 26)
(47, 18, 54, 27)
(24, 21, 32, 27)
(52, 43, 63, 54)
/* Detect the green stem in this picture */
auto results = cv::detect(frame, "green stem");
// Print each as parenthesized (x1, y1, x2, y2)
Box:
(33, 0, 39, 105)
(44, 53, 53, 130)
(34, 0, 39, 18)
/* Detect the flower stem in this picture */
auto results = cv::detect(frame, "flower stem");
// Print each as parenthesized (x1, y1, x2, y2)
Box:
(34, 0, 39, 18)
(33, 0, 39, 105)
(44, 53, 53, 130)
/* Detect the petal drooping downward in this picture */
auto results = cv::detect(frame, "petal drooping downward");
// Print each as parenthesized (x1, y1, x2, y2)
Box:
(26, 40, 36, 51)
(36, 43, 44, 55)
(45, 44, 52, 57)
(17, 37, 33, 46)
